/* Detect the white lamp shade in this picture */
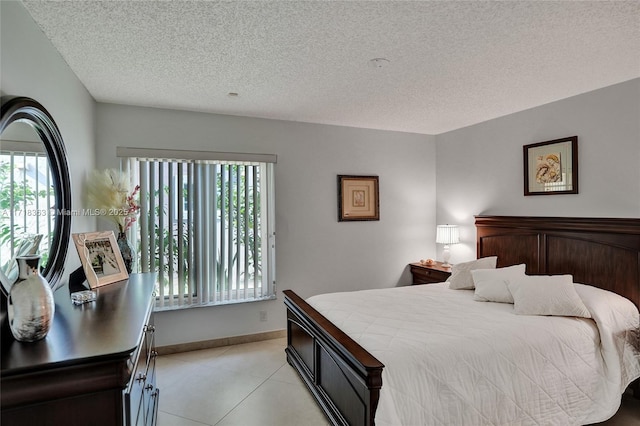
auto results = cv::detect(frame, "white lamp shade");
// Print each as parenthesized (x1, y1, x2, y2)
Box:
(436, 225, 459, 245)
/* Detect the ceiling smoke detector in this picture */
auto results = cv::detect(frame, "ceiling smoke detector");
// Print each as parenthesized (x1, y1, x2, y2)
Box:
(368, 58, 390, 68)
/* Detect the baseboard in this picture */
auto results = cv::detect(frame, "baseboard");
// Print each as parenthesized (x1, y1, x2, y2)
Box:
(156, 329, 286, 355)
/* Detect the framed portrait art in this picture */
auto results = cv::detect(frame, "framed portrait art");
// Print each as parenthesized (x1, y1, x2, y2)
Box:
(523, 136, 578, 196)
(337, 175, 379, 221)
(72, 231, 129, 289)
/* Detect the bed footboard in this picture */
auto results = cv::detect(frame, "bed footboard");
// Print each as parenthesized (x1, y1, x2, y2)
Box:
(283, 290, 384, 426)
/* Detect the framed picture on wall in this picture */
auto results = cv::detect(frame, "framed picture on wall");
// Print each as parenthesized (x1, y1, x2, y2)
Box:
(72, 231, 129, 289)
(523, 136, 578, 196)
(337, 175, 379, 221)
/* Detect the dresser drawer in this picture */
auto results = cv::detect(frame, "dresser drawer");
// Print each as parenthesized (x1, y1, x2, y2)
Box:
(124, 337, 147, 426)
(142, 328, 158, 426)
(125, 364, 146, 426)
(125, 312, 158, 426)
(143, 352, 159, 426)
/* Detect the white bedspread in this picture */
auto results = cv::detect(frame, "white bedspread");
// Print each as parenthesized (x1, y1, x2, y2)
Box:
(307, 283, 640, 426)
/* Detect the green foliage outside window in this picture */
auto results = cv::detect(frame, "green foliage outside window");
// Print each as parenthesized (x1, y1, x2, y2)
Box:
(139, 165, 262, 297)
(0, 160, 53, 273)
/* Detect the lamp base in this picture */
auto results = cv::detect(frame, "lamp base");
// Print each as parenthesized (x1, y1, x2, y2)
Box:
(442, 245, 452, 268)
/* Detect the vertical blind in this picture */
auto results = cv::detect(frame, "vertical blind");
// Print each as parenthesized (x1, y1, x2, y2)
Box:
(118, 147, 276, 310)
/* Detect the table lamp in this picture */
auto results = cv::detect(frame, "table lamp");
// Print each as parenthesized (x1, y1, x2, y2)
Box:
(436, 224, 459, 268)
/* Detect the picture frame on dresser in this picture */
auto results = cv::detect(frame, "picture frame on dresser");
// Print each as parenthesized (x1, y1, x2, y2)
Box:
(523, 136, 578, 195)
(72, 231, 129, 289)
(337, 175, 380, 221)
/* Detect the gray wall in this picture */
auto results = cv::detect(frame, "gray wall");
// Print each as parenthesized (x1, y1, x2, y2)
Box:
(95, 103, 436, 346)
(436, 78, 640, 263)
(1, 1, 96, 279)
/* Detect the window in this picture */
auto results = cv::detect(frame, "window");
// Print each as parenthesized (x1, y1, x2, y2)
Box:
(118, 147, 276, 310)
(1, 141, 55, 281)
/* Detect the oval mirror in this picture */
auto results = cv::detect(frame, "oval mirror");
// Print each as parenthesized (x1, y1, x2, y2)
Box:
(0, 96, 72, 294)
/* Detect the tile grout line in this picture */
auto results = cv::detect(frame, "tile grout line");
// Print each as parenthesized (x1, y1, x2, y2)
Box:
(158, 409, 212, 426)
(156, 339, 291, 426)
(156, 346, 239, 426)
(213, 361, 289, 426)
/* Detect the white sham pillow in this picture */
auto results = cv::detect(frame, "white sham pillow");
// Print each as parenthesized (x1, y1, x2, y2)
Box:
(508, 275, 591, 318)
(471, 264, 526, 303)
(447, 256, 497, 290)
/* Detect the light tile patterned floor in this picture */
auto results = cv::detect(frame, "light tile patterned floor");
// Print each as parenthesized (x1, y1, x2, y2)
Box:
(156, 338, 639, 426)
(156, 338, 329, 426)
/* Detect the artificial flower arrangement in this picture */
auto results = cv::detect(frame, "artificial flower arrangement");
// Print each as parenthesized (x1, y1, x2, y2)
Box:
(85, 169, 140, 234)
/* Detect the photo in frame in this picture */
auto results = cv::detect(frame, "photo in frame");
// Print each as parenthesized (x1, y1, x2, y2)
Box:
(72, 231, 128, 289)
(523, 136, 578, 195)
(338, 175, 379, 221)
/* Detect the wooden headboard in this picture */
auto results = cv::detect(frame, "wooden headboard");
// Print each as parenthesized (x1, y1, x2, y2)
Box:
(476, 216, 640, 308)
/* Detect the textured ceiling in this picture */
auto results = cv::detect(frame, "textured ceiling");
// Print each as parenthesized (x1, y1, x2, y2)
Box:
(20, 1, 640, 135)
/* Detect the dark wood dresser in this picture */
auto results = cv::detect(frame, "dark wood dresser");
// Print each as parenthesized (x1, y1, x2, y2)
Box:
(1, 273, 158, 426)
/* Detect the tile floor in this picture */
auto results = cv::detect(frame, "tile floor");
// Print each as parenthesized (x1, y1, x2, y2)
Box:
(156, 337, 328, 426)
(156, 337, 639, 426)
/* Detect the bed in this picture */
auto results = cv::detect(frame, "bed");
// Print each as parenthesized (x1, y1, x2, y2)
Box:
(283, 215, 640, 425)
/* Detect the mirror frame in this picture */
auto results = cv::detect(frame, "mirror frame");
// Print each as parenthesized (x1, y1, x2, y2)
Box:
(0, 96, 72, 293)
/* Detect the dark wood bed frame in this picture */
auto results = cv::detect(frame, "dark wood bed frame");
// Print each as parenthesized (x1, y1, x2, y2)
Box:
(284, 216, 640, 425)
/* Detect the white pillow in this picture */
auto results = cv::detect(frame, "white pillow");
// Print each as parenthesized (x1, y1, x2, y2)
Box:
(508, 275, 591, 318)
(471, 264, 526, 303)
(447, 256, 497, 290)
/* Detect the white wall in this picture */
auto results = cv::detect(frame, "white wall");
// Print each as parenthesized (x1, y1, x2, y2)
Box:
(1, 1, 96, 280)
(436, 79, 640, 263)
(95, 103, 436, 346)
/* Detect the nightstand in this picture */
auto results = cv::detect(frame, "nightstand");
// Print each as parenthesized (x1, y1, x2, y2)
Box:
(409, 261, 452, 284)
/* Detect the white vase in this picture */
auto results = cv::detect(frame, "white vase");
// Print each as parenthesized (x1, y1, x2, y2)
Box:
(8, 255, 55, 342)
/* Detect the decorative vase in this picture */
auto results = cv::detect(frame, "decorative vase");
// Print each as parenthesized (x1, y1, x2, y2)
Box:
(117, 232, 134, 274)
(8, 255, 55, 342)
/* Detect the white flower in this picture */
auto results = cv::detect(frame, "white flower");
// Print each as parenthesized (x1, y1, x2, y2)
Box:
(85, 169, 140, 232)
